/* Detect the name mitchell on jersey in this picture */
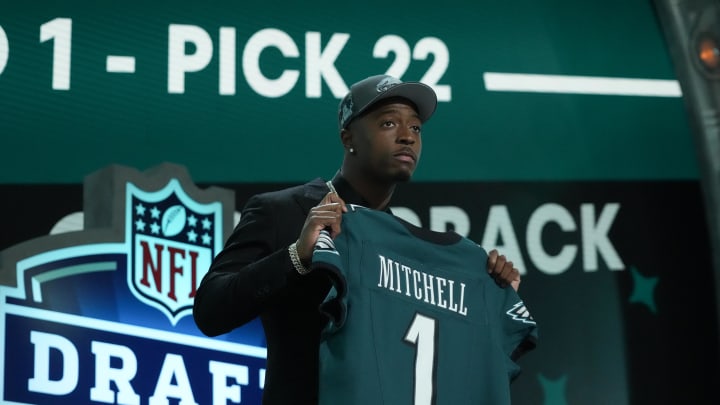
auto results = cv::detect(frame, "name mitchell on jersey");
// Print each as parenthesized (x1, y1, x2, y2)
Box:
(376, 254, 469, 316)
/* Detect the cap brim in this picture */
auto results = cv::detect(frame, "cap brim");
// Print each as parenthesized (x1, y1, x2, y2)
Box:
(357, 82, 438, 123)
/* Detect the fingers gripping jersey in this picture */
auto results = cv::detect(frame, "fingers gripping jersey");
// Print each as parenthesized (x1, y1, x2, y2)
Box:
(311, 205, 538, 405)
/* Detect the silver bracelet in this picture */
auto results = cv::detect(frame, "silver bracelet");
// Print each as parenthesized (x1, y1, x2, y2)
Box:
(288, 241, 311, 275)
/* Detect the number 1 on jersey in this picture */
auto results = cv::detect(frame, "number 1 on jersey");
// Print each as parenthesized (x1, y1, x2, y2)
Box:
(404, 313, 438, 405)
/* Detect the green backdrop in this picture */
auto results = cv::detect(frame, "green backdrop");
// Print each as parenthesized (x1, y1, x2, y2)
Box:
(0, 0, 698, 183)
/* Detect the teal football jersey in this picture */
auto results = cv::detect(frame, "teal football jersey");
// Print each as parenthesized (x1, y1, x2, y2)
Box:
(311, 205, 538, 405)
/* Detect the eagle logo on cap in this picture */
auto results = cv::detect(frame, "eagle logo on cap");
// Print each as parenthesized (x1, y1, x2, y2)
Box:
(376, 76, 402, 93)
(340, 95, 354, 127)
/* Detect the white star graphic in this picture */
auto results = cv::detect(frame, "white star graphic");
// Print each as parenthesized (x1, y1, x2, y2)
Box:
(202, 217, 212, 230)
(150, 222, 160, 234)
(150, 206, 161, 219)
(135, 203, 146, 216)
(135, 218, 146, 231)
(188, 215, 198, 227)
(187, 229, 198, 243)
(202, 233, 212, 245)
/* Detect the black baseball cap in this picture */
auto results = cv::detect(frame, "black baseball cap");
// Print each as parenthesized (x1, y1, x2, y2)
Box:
(338, 75, 438, 130)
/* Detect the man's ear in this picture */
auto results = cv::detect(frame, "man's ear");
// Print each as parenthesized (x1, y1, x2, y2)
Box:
(340, 128, 353, 150)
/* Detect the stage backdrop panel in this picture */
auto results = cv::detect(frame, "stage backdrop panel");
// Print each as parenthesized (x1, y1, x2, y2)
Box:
(0, 0, 697, 183)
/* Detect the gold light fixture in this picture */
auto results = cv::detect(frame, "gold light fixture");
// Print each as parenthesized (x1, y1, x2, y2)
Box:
(697, 33, 720, 73)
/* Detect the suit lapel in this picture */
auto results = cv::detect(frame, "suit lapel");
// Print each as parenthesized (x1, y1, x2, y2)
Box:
(294, 178, 329, 213)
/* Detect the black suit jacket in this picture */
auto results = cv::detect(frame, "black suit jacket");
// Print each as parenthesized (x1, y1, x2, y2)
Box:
(194, 175, 367, 404)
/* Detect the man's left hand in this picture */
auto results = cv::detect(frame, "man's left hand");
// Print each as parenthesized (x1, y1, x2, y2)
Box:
(487, 249, 521, 292)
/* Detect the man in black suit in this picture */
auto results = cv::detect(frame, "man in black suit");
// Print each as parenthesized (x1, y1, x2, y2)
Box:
(192, 74, 521, 404)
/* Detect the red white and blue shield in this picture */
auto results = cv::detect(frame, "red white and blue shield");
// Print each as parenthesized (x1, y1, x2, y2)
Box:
(126, 179, 222, 325)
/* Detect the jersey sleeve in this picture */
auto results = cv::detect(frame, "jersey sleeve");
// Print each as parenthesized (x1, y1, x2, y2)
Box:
(500, 288, 538, 381)
(473, 242, 538, 380)
(310, 230, 349, 338)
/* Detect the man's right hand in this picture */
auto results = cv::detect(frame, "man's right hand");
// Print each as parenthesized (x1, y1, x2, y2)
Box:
(295, 191, 347, 264)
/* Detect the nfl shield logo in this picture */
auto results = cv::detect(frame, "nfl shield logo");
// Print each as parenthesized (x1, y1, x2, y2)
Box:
(126, 179, 222, 325)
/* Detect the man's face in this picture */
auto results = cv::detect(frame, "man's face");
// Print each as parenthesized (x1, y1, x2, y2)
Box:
(347, 97, 423, 183)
